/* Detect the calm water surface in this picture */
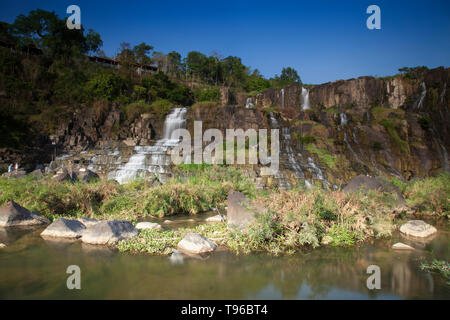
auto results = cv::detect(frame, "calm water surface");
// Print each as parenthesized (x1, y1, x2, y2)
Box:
(0, 217, 449, 299)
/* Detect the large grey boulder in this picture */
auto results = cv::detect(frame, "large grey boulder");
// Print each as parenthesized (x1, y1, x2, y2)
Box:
(29, 169, 43, 178)
(227, 190, 265, 231)
(177, 232, 217, 254)
(77, 169, 99, 183)
(400, 220, 437, 238)
(0, 201, 50, 227)
(81, 220, 138, 245)
(41, 218, 86, 239)
(342, 175, 406, 206)
(135, 222, 162, 231)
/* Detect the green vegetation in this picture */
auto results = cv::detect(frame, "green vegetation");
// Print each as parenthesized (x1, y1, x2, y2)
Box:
(420, 259, 450, 284)
(305, 144, 337, 169)
(0, 166, 256, 221)
(379, 119, 409, 154)
(403, 173, 450, 217)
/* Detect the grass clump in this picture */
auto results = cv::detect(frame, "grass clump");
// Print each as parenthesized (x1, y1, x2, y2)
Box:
(403, 173, 450, 217)
(420, 259, 450, 285)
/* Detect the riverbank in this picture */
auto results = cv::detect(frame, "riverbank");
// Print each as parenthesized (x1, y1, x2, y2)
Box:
(1, 167, 448, 256)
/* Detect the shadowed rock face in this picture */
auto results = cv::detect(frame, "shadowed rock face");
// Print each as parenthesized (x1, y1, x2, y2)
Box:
(9, 67, 447, 188)
(0, 201, 50, 227)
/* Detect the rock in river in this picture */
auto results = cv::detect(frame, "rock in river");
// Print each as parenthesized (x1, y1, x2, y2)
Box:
(177, 232, 217, 254)
(41, 218, 86, 239)
(206, 214, 226, 222)
(0, 200, 50, 227)
(399, 220, 437, 238)
(135, 222, 162, 231)
(81, 220, 138, 245)
(0, 243, 6, 248)
(392, 242, 415, 250)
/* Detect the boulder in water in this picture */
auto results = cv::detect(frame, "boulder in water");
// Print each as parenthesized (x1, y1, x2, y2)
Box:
(400, 220, 437, 238)
(392, 242, 415, 250)
(41, 218, 86, 239)
(0, 201, 50, 227)
(81, 220, 138, 245)
(177, 232, 217, 254)
(135, 222, 162, 231)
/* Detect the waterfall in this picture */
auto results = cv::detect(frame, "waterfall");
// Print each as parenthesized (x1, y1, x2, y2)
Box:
(340, 113, 348, 126)
(245, 97, 254, 109)
(344, 132, 363, 164)
(430, 127, 449, 172)
(280, 89, 285, 108)
(111, 107, 188, 184)
(301, 87, 311, 110)
(416, 82, 426, 109)
(440, 83, 447, 104)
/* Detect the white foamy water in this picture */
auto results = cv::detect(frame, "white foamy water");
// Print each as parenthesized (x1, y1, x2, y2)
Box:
(416, 81, 426, 109)
(301, 87, 311, 110)
(111, 107, 187, 184)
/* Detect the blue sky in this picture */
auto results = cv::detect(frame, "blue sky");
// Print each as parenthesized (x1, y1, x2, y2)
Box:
(1, 0, 449, 84)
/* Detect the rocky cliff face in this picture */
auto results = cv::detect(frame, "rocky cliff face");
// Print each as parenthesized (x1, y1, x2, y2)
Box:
(14, 67, 448, 188)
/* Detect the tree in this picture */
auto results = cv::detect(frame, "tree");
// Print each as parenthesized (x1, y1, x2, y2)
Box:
(280, 67, 301, 83)
(167, 51, 182, 77)
(133, 42, 153, 66)
(11, 9, 102, 60)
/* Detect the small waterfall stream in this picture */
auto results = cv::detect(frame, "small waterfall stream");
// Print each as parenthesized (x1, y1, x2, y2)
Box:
(301, 88, 311, 110)
(416, 81, 426, 109)
(280, 89, 285, 108)
(111, 107, 187, 184)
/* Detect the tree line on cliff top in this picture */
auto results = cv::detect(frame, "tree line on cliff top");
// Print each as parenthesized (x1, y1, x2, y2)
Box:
(0, 9, 303, 148)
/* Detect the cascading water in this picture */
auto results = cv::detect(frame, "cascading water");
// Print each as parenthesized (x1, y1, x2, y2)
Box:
(440, 83, 447, 104)
(340, 113, 348, 126)
(245, 97, 254, 109)
(301, 87, 311, 110)
(280, 89, 285, 108)
(111, 107, 187, 184)
(416, 81, 426, 109)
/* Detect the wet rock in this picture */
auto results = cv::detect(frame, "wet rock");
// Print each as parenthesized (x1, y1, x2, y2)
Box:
(41, 218, 86, 239)
(0, 201, 50, 227)
(81, 220, 138, 245)
(177, 232, 217, 254)
(77, 168, 99, 183)
(342, 175, 406, 206)
(392, 242, 415, 250)
(227, 190, 265, 231)
(400, 220, 437, 238)
(135, 222, 162, 231)
(206, 214, 226, 222)
(77, 217, 100, 227)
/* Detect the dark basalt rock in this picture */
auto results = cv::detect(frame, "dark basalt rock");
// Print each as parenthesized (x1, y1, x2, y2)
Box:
(0, 200, 50, 227)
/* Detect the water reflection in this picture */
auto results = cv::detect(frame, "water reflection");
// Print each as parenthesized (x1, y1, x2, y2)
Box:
(0, 223, 448, 299)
